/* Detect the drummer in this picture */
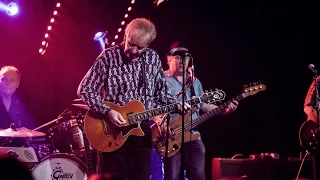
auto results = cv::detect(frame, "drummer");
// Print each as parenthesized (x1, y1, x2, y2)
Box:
(0, 66, 34, 146)
(0, 65, 28, 129)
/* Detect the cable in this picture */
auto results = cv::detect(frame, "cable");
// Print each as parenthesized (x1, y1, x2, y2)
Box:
(295, 152, 309, 180)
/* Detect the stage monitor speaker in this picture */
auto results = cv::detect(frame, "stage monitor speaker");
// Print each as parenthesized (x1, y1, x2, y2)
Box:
(212, 158, 312, 180)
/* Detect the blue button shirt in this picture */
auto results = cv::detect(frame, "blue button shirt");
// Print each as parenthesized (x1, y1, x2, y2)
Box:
(165, 72, 205, 136)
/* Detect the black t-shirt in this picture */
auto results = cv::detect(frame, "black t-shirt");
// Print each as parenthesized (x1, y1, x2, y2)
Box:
(0, 94, 29, 146)
(0, 94, 26, 129)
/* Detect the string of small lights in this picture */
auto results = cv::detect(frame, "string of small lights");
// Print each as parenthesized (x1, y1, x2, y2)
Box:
(110, 0, 135, 46)
(38, 2, 61, 55)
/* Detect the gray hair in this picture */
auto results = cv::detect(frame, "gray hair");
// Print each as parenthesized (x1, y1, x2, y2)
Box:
(125, 18, 157, 43)
(0, 65, 21, 80)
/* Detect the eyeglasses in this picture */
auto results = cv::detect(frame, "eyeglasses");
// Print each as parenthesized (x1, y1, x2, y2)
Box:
(127, 39, 149, 51)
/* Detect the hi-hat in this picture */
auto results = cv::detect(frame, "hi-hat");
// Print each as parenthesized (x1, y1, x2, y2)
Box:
(0, 127, 46, 138)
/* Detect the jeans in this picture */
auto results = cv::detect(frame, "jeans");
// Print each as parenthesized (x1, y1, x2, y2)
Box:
(164, 139, 206, 180)
(150, 148, 164, 180)
(312, 153, 320, 180)
(101, 134, 152, 180)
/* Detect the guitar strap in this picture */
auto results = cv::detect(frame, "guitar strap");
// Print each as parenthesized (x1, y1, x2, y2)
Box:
(176, 75, 196, 98)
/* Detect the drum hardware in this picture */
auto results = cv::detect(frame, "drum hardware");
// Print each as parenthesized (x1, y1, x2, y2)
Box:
(0, 147, 39, 163)
(49, 118, 85, 154)
(0, 137, 14, 146)
(6, 150, 19, 159)
(76, 111, 98, 175)
(47, 110, 92, 157)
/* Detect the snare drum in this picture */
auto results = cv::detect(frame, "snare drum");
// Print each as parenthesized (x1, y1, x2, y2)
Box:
(31, 153, 88, 180)
(49, 119, 85, 154)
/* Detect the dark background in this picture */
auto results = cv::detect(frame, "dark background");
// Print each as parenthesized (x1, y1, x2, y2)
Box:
(0, 0, 310, 179)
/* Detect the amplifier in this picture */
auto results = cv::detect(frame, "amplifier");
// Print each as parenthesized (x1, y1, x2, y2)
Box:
(212, 158, 312, 180)
(0, 147, 39, 163)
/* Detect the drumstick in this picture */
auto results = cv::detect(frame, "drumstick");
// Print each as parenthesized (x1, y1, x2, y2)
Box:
(32, 117, 63, 131)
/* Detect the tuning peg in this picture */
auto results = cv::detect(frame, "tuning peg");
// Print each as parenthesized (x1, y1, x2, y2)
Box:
(215, 88, 218, 91)
(243, 84, 248, 88)
(205, 90, 208, 93)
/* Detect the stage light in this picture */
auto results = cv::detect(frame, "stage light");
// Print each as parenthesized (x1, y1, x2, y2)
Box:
(6, 2, 19, 16)
(0, 2, 19, 16)
(93, 32, 106, 41)
(94, 31, 108, 51)
(38, 2, 61, 55)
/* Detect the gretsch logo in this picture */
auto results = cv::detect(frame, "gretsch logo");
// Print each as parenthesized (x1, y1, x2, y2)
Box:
(51, 163, 74, 180)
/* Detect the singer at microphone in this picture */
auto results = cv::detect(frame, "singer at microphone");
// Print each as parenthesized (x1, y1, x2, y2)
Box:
(149, 41, 239, 180)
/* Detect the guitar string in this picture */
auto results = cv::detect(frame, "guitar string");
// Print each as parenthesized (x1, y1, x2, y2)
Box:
(171, 95, 244, 138)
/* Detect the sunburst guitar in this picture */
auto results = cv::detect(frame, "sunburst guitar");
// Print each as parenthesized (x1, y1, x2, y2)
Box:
(84, 89, 226, 152)
(151, 83, 266, 158)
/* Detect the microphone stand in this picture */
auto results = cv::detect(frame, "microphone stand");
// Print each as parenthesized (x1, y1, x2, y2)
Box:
(94, 34, 109, 174)
(164, 113, 170, 180)
(179, 56, 186, 180)
(314, 72, 319, 180)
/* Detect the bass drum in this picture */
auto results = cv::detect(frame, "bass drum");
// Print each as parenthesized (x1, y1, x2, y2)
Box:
(31, 153, 88, 180)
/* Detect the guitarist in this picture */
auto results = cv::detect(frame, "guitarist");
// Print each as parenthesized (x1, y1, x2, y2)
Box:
(304, 76, 320, 180)
(77, 18, 191, 180)
(151, 41, 239, 180)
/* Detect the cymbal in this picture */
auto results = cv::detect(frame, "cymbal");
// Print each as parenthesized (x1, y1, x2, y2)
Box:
(0, 127, 46, 138)
(73, 99, 85, 103)
(71, 104, 89, 110)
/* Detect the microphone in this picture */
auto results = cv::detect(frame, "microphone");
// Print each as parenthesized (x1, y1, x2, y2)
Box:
(170, 47, 190, 57)
(309, 64, 317, 74)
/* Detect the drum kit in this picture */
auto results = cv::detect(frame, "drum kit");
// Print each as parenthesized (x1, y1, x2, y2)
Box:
(0, 99, 95, 180)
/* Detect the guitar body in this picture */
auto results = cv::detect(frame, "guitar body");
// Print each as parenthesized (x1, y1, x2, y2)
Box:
(299, 120, 318, 153)
(151, 111, 200, 158)
(84, 100, 146, 152)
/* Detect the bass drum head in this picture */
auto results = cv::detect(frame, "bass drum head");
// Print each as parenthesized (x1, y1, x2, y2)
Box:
(31, 153, 88, 180)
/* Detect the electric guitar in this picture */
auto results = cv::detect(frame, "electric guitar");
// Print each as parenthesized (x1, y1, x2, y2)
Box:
(299, 120, 319, 153)
(84, 90, 226, 152)
(151, 83, 266, 158)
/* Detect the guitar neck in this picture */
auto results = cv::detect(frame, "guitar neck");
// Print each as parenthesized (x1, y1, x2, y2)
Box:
(185, 93, 246, 130)
(131, 96, 207, 123)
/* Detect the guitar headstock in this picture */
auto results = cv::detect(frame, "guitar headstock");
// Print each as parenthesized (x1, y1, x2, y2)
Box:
(243, 82, 266, 97)
(202, 89, 226, 104)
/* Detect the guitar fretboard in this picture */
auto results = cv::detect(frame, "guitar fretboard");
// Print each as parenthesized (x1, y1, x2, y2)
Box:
(184, 93, 245, 130)
(129, 94, 219, 123)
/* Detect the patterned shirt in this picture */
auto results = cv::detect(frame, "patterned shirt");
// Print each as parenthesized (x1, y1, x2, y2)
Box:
(304, 76, 320, 108)
(77, 44, 176, 116)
